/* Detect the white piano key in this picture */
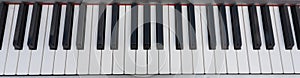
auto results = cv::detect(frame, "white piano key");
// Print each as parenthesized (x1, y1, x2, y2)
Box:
(192, 5, 204, 74)
(136, 5, 147, 74)
(287, 6, 300, 73)
(88, 5, 100, 74)
(53, 5, 67, 74)
(112, 5, 125, 74)
(5, 5, 19, 75)
(101, 5, 113, 74)
(242, 6, 261, 74)
(256, 6, 272, 73)
(89, 5, 101, 74)
(273, 6, 295, 73)
(65, 5, 79, 74)
(225, 6, 238, 74)
(148, 5, 159, 74)
(158, 5, 170, 74)
(291, 47, 300, 73)
(169, 6, 181, 74)
(181, 5, 193, 74)
(124, 5, 136, 74)
(41, 5, 54, 75)
(269, 6, 283, 73)
(200, 6, 215, 74)
(236, 6, 250, 74)
(0, 5, 14, 75)
(16, 5, 32, 75)
(214, 6, 227, 74)
(77, 5, 92, 74)
(28, 5, 48, 75)
(136, 48, 147, 74)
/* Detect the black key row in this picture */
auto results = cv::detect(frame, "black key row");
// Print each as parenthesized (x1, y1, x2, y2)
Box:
(0, 3, 300, 50)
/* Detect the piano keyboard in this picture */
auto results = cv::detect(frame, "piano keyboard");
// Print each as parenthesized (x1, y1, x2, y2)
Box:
(0, 2, 300, 75)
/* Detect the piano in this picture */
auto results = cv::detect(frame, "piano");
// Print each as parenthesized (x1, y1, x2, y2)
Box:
(0, 0, 300, 77)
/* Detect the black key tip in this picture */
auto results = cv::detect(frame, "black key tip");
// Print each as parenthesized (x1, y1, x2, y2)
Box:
(63, 43, 71, 50)
(285, 43, 294, 50)
(253, 43, 261, 50)
(266, 43, 275, 50)
(176, 44, 183, 50)
(156, 43, 164, 50)
(49, 42, 57, 50)
(77, 43, 84, 50)
(13, 41, 23, 50)
(110, 44, 118, 50)
(97, 44, 104, 50)
(189, 45, 197, 50)
(28, 42, 37, 50)
(144, 44, 150, 50)
(131, 44, 137, 50)
(221, 47, 228, 50)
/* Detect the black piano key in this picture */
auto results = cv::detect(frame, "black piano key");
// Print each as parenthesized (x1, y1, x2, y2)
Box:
(261, 5, 275, 50)
(27, 2, 42, 50)
(144, 4, 151, 50)
(206, 4, 216, 50)
(248, 5, 261, 49)
(175, 3, 183, 50)
(76, 3, 86, 50)
(291, 5, 300, 49)
(218, 3, 229, 49)
(13, 2, 29, 50)
(279, 5, 294, 49)
(131, 3, 138, 50)
(187, 3, 197, 50)
(156, 4, 164, 49)
(62, 2, 74, 50)
(49, 2, 61, 50)
(230, 4, 242, 50)
(110, 3, 119, 50)
(97, 4, 106, 50)
(0, 2, 8, 50)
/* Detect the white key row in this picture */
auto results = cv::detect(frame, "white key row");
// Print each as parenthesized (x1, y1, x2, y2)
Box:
(0, 4, 300, 75)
